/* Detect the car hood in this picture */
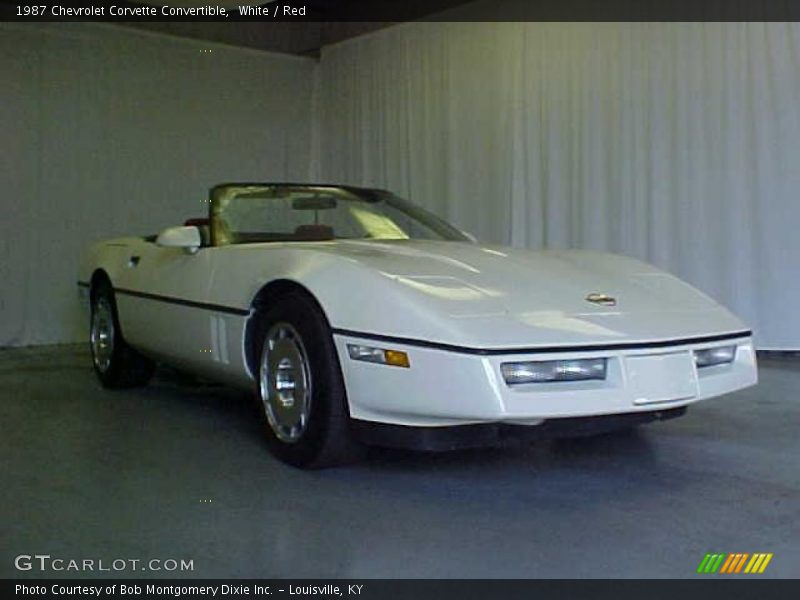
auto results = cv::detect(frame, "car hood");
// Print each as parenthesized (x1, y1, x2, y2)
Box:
(313, 239, 748, 348)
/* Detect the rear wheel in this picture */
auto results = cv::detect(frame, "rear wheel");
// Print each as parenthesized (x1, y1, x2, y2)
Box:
(254, 293, 360, 468)
(90, 281, 154, 388)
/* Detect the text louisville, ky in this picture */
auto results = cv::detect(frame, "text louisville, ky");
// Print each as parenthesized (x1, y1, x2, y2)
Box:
(15, 584, 366, 597)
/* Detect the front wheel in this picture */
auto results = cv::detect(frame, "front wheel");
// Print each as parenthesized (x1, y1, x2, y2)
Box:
(90, 281, 154, 388)
(254, 293, 360, 468)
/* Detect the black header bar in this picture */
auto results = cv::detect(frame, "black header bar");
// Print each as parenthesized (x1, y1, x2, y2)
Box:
(4, 0, 800, 22)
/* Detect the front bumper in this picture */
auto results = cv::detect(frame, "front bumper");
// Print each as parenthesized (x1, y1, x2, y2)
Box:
(334, 333, 758, 427)
(352, 407, 687, 451)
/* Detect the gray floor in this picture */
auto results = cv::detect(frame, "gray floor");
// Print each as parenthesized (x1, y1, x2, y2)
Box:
(1, 345, 798, 579)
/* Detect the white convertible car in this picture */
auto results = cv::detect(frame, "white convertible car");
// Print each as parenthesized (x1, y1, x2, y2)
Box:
(78, 183, 758, 467)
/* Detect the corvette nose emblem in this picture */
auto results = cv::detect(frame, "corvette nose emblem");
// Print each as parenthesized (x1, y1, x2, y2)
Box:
(586, 293, 617, 307)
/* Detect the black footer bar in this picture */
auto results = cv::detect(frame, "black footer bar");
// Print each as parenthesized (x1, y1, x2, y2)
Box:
(3, 579, 795, 600)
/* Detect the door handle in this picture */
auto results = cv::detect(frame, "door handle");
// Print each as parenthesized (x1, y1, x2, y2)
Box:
(128, 256, 141, 267)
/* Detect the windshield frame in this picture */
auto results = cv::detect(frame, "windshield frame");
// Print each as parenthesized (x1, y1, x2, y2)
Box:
(207, 183, 471, 246)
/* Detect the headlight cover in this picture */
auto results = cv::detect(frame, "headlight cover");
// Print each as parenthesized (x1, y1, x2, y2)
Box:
(694, 345, 736, 368)
(501, 358, 607, 385)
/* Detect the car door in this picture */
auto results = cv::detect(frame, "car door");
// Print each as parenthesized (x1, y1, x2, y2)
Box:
(114, 239, 216, 372)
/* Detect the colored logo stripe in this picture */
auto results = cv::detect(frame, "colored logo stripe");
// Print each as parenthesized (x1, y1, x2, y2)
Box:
(697, 553, 773, 574)
(720, 553, 748, 573)
(697, 553, 725, 573)
(719, 554, 737, 573)
(745, 553, 773, 574)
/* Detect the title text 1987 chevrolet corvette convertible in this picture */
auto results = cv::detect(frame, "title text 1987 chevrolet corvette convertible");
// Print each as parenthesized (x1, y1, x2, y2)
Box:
(78, 183, 758, 467)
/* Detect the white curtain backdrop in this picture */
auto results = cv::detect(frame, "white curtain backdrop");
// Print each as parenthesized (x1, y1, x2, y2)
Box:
(1, 24, 315, 346)
(313, 22, 800, 350)
(4, 23, 799, 350)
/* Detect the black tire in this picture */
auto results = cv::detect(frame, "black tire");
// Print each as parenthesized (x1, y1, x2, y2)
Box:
(253, 292, 361, 468)
(90, 280, 155, 389)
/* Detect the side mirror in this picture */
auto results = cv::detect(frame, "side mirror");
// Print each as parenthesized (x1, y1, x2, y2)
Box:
(156, 226, 201, 254)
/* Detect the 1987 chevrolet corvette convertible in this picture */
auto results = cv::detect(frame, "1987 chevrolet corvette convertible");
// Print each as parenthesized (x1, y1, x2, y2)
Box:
(78, 183, 758, 467)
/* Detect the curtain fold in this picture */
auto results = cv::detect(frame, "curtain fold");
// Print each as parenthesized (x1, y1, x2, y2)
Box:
(315, 22, 800, 349)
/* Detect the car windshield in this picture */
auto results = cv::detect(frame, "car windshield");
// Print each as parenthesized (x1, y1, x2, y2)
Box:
(210, 185, 470, 245)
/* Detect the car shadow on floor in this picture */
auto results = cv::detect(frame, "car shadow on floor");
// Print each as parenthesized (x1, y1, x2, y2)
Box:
(138, 362, 704, 515)
(147, 363, 666, 475)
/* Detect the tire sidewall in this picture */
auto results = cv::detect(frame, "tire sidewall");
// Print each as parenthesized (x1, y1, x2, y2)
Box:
(254, 294, 348, 467)
(90, 283, 124, 386)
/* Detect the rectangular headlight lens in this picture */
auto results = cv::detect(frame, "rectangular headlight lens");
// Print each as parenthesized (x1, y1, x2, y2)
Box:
(501, 358, 607, 385)
(347, 344, 410, 368)
(694, 345, 736, 368)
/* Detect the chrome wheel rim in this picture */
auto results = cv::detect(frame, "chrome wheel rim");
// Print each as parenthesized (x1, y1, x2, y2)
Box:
(259, 322, 312, 444)
(91, 297, 115, 373)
